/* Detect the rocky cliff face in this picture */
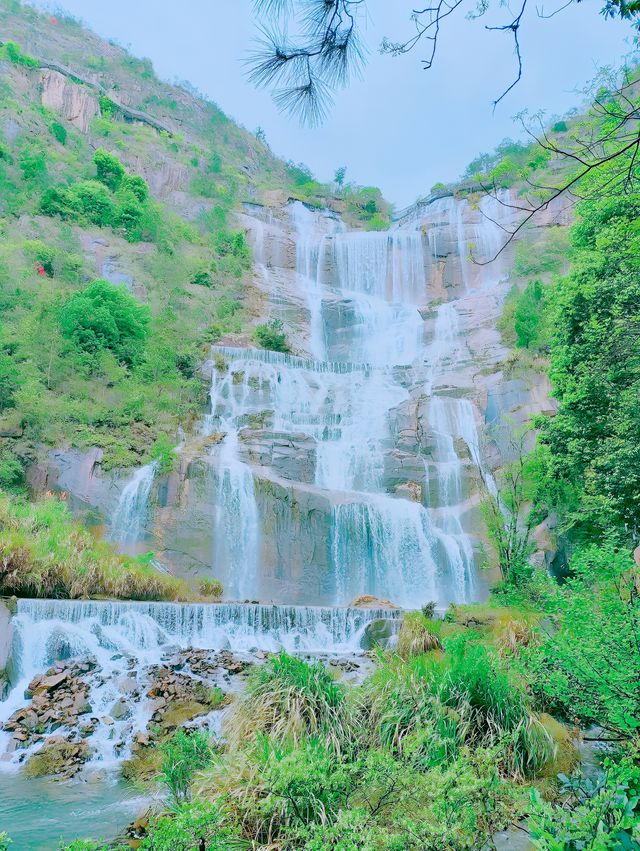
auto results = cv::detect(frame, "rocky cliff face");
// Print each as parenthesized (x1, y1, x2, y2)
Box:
(43, 191, 567, 606)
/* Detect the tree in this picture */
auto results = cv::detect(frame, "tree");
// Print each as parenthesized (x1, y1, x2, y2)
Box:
(482, 434, 536, 588)
(334, 166, 347, 189)
(249, 0, 640, 125)
(59, 279, 150, 367)
(93, 148, 125, 192)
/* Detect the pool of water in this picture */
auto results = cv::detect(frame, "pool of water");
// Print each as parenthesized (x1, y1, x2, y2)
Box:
(0, 772, 153, 850)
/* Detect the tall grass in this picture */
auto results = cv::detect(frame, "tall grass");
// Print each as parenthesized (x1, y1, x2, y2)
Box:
(0, 492, 190, 601)
(362, 635, 554, 779)
(396, 611, 444, 658)
(225, 652, 350, 753)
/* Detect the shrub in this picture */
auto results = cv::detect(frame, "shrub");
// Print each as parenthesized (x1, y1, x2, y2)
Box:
(50, 121, 67, 145)
(59, 279, 150, 366)
(226, 653, 348, 751)
(0, 493, 190, 601)
(529, 755, 640, 849)
(199, 578, 224, 599)
(160, 730, 213, 804)
(121, 173, 149, 202)
(396, 612, 443, 659)
(19, 146, 47, 181)
(364, 635, 554, 779)
(254, 319, 290, 353)
(0, 450, 23, 490)
(93, 148, 125, 191)
(3, 41, 38, 68)
(140, 800, 244, 851)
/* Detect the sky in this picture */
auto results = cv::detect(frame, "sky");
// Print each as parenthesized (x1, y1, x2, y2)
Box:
(32, 0, 634, 207)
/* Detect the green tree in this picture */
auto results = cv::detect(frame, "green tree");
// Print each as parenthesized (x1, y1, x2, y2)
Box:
(93, 148, 125, 191)
(538, 190, 640, 539)
(254, 318, 290, 353)
(59, 280, 150, 366)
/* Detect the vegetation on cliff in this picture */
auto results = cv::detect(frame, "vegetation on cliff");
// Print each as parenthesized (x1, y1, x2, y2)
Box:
(0, 492, 191, 600)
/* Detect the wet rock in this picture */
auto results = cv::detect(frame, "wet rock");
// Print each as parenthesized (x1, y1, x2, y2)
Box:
(362, 618, 399, 650)
(110, 698, 130, 721)
(24, 736, 91, 780)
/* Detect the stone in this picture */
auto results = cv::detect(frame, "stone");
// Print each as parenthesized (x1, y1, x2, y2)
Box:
(349, 595, 399, 610)
(362, 618, 399, 650)
(110, 699, 130, 721)
(39, 69, 100, 133)
(633, 546, 640, 569)
(39, 672, 68, 692)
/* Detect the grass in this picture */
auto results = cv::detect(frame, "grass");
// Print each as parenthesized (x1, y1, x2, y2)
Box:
(396, 611, 444, 659)
(0, 492, 193, 601)
(363, 634, 555, 780)
(225, 652, 349, 753)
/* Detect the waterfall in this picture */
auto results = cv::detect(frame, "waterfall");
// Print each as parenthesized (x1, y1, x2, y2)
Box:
(331, 497, 439, 607)
(108, 463, 157, 544)
(196, 196, 509, 608)
(205, 363, 260, 601)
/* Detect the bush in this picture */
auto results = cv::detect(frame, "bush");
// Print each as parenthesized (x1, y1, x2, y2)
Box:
(93, 148, 125, 191)
(199, 578, 223, 599)
(0, 450, 23, 490)
(3, 41, 38, 68)
(529, 755, 640, 849)
(226, 653, 348, 751)
(140, 800, 244, 851)
(0, 492, 189, 601)
(396, 612, 443, 659)
(59, 279, 150, 366)
(254, 319, 290, 353)
(72, 180, 116, 226)
(50, 121, 67, 145)
(160, 730, 213, 804)
(364, 635, 554, 779)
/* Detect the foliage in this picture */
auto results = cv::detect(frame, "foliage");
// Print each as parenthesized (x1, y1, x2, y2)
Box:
(2, 40, 38, 68)
(0, 491, 191, 600)
(226, 652, 348, 751)
(482, 440, 536, 588)
(499, 280, 549, 350)
(0, 450, 24, 491)
(534, 188, 640, 540)
(160, 730, 214, 804)
(521, 545, 640, 737)
(529, 754, 640, 850)
(93, 148, 125, 191)
(199, 577, 224, 599)
(254, 318, 290, 353)
(59, 279, 150, 367)
(396, 611, 443, 658)
(141, 800, 246, 850)
(50, 121, 67, 146)
(363, 635, 554, 780)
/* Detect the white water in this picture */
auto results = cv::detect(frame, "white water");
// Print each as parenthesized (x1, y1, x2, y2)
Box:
(201, 199, 507, 606)
(108, 462, 157, 544)
(0, 599, 397, 775)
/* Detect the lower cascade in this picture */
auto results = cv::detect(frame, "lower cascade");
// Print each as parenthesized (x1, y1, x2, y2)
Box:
(0, 599, 398, 771)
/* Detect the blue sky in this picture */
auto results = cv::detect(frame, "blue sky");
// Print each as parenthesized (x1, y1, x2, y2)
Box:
(33, 1, 633, 206)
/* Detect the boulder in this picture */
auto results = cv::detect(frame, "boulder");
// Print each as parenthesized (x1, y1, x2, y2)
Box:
(349, 595, 399, 610)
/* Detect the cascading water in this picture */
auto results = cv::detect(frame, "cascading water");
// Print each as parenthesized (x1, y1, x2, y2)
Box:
(0, 193, 510, 798)
(108, 462, 157, 545)
(0, 598, 396, 776)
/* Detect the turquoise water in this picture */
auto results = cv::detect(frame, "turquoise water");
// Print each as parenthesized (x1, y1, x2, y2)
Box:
(0, 772, 151, 850)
